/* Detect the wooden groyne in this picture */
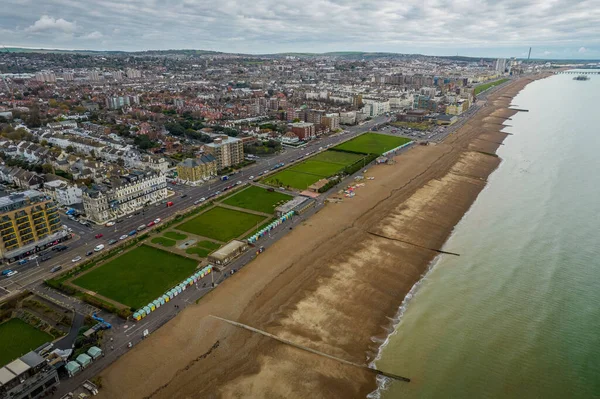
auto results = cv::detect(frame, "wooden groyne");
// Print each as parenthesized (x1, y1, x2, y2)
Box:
(510, 108, 529, 112)
(367, 231, 461, 256)
(209, 315, 411, 383)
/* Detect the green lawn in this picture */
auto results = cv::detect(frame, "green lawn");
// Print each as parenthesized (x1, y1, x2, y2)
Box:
(72, 245, 198, 309)
(264, 169, 323, 190)
(0, 318, 53, 366)
(176, 206, 266, 242)
(197, 240, 221, 250)
(223, 185, 293, 214)
(289, 160, 344, 177)
(151, 237, 176, 247)
(474, 78, 509, 95)
(185, 246, 211, 257)
(163, 231, 188, 240)
(333, 133, 412, 155)
(311, 151, 364, 165)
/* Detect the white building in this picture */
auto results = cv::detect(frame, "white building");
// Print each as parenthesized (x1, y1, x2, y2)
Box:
(362, 100, 390, 117)
(88, 71, 100, 81)
(339, 111, 357, 125)
(83, 171, 167, 224)
(125, 68, 142, 79)
(495, 59, 507, 74)
(35, 72, 56, 83)
(43, 180, 83, 206)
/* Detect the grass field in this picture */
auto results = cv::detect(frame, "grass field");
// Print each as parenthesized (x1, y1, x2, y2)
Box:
(310, 151, 364, 165)
(151, 237, 176, 247)
(333, 133, 412, 155)
(222, 185, 293, 214)
(289, 160, 344, 177)
(163, 231, 187, 240)
(176, 206, 266, 242)
(264, 169, 323, 190)
(0, 318, 53, 366)
(185, 246, 211, 257)
(474, 78, 509, 95)
(72, 246, 198, 309)
(197, 240, 221, 250)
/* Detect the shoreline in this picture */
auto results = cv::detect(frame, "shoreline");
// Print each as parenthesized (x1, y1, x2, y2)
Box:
(95, 74, 551, 399)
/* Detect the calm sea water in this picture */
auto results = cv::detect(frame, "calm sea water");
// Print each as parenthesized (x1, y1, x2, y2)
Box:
(374, 71, 600, 399)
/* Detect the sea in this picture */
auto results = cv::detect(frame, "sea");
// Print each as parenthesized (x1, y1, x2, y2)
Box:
(373, 71, 600, 399)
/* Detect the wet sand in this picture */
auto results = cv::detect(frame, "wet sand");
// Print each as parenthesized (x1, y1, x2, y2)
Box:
(97, 74, 550, 399)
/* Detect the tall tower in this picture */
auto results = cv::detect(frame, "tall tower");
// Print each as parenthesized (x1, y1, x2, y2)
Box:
(527, 47, 532, 61)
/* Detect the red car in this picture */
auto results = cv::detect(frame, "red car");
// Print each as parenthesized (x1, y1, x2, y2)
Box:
(147, 221, 155, 227)
(95, 233, 103, 239)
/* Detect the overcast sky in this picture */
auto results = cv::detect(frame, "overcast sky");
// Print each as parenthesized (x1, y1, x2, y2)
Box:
(1, 0, 599, 59)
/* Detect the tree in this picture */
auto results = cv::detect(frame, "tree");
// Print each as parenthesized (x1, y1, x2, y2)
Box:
(40, 139, 48, 147)
(133, 134, 158, 150)
(42, 164, 54, 174)
(89, 149, 96, 158)
(66, 145, 75, 153)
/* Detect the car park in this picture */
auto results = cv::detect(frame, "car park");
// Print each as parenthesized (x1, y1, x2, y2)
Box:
(72, 256, 82, 263)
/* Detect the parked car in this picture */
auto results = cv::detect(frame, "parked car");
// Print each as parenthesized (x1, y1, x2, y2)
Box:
(119, 234, 128, 240)
(248, 176, 254, 180)
(54, 245, 68, 252)
(6, 270, 18, 277)
(180, 194, 188, 198)
(128, 230, 137, 236)
(50, 266, 62, 273)
(154, 218, 161, 224)
(1, 269, 12, 276)
(94, 244, 105, 252)
(116, 219, 124, 223)
(95, 233, 103, 239)
(105, 221, 115, 227)
(18, 259, 28, 265)
(28, 254, 38, 260)
(108, 239, 117, 245)
(86, 251, 93, 256)
(40, 255, 51, 262)
(147, 221, 155, 228)
(137, 224, 146, 231)
(72, 256, 82, 263)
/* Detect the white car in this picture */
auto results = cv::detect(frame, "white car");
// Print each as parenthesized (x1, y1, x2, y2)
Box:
(236, 181, 242, 185)
(28, 255, 38, 260)
(6, 270, 18, 277)
(154, 218, 161, 224)
(94, 244, 105, 252)
(248, 176, 254, 180)
(72, 256, 82, 263)
(105, 221, 115, 227)
(119, 234, 128, 240)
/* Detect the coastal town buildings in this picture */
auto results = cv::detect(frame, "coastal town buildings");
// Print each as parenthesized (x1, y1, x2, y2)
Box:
(0, 190, 66, 260)
(176, 155, 217, 184)
(82, 171, 167, 224)
(202, 136, 244, 170)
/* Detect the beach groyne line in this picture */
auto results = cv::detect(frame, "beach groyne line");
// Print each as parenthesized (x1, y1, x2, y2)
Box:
(209, 315, 411, 383)
(366, 231, 461, 256)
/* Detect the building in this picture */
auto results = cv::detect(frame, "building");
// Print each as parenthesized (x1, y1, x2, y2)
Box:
(203, 136, 244, 170)
(436, 114, 458, 125)
(83, 171, 167, 224)
(62, 72, 74, 81)
(208, 240, 248, 265)
(125, 68, 142, 79)
(339, 111, 357, 125)
(88, 70, 100, 81)
(275, 196, 315, 216)
(495, 58, 507, 74)
(446, 100, 469, 116)
(34, 72, 56, 83)
(0, 190, 66, 260)
(43, 180, 82, 206)
(176, 155, 217, 184)
(105, 95, 140, 110)
(321, 113, 340, 131)
(362, 100, 390, 117)
(0, 351, 60, 399)
(290, 122, 316, 140)
(281, 131, 300, 145)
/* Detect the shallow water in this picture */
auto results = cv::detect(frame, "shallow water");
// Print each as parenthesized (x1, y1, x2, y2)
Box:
(375, 71, 600, 399)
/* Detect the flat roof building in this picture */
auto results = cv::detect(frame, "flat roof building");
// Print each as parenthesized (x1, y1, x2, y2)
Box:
(208, 240, 248, 265)
(203, 136, 244, 170)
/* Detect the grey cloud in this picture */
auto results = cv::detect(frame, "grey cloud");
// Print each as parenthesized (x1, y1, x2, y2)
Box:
(0, 0, 598, 58)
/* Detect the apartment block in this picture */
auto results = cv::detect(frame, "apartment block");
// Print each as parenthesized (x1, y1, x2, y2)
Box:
(203, 136, 244, 170)
(176, 155, 217, 184)
(290, 122, 316, 140)
(0, 191, 65, 260)
(83, 171, 167, 224)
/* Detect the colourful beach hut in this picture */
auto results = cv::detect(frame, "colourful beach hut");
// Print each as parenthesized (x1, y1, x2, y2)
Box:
(162, 294, 170, 303)
(143, 305, 152, 315)
(148, 303, 156, 312)
(152, 299, 161, 309)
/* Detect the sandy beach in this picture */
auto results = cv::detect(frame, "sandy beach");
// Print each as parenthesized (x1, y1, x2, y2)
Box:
(96, 74, 549, 399)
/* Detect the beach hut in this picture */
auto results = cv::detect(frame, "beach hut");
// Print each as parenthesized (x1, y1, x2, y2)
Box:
(87, 346, 102, 360)
(76, 353, 92, 368)
(66, 361, 81, 377)
(133, 312, 141, 321)
(186, 278, 194, 286)
(158, 296, 165, 306)
(138, 308, 147, 318)
(152, 299, 161, 309)
(167, 290, 175, 299)
(162, 294, 170, 303)
(174, 286, 181, 295)
(148, 303, 156, 312)
(179, 283, 186, 291)
(143, 305, 152, 315)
